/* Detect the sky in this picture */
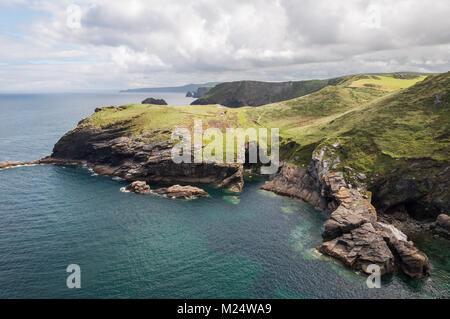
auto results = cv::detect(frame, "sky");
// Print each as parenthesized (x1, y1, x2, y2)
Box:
(0, 0, 449, 92)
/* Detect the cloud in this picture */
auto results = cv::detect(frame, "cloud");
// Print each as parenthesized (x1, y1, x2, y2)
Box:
(0, 0, 449, 91)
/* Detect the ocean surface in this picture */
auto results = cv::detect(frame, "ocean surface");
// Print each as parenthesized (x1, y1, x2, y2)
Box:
(0, 93, 448, 298)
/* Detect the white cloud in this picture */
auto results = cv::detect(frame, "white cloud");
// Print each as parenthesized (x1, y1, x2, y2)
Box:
(0, 0, 449, 92)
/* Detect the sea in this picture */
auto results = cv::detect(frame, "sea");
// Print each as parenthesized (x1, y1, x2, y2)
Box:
(0, 92, 448, 298)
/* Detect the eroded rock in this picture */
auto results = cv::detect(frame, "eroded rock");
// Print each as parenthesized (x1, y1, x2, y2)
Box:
(322, 204, 373, 241)
(125, 181, 151, 194)
(152, 185, 209, 199)
(318, 223, 395, 275)
(318, 172, 430, 278)
(260, 163, 325, 209)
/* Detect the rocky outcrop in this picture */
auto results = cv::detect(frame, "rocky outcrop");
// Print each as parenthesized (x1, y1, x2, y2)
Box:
(260, 163, 326, 210)
(370, 163, 449, 220)
(0, 158, 85, 170)
(141, 98, 168, 105)
(380, 229, 430, 278)
(124, 181, 209, 199)
(261, 157, 431, 278)
(152, 185, 209, 199)
(47, 119, 244, 192)
(433, 214, 450, 238)
(0, 161, 26, 169)
(186, 87, 211, 98)
(95, 106, 126, 113)
(319, 223, 395, 275)
(125, 181, 151, 194)
(317, 172, 430, 278)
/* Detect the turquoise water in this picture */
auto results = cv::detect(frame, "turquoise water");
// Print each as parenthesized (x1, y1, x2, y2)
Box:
(0, 93, 448, 298)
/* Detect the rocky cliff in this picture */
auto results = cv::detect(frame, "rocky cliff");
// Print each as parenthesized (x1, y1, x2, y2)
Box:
(186, 87, 212, 98)
(48, 115, 244, 192)
(191, 78, 343, 107)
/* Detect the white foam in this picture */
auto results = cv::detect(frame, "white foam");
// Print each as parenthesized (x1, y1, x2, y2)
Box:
(119, 187, 130, 193)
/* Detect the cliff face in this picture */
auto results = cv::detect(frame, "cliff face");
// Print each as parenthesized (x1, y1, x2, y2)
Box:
(186, 87, 212, 98)
(50, 119, 244, 192)
(261, 164, 322, 207)
(191, 78, 342, 107)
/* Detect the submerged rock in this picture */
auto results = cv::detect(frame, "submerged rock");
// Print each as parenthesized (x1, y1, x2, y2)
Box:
(0, 159, 69, 170)
(152, 185, 209, 199)
(0, 161, 23, 169)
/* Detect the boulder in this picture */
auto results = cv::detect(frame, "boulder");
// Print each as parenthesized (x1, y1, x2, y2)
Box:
(125, 181, 151, 194)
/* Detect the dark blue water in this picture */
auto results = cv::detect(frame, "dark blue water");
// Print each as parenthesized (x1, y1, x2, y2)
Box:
(0, 93, 448, 298)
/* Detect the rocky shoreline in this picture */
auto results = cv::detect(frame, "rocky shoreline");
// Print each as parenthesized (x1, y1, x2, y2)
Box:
(48, 119, 244, 193)
(2, 146, 448, 278)
(2, 144, 448, 277)
(260, 155, 447, 278)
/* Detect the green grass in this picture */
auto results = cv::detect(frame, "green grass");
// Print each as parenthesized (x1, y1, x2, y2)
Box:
(303, 72, 450, 182)
(347, 75, 426, 92)
(82, 72, 449, 176)
(88, 104, 257, 135)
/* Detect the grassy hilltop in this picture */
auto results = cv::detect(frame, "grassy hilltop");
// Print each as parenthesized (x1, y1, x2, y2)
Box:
(85, 72, 447, 177)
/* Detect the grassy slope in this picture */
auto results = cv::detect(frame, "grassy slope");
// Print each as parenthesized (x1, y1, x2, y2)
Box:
(243, 73, 429, 165)
(192, 78, 337, 107)
(84, 73, 448, 177)
(315, 72, 449, 180)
